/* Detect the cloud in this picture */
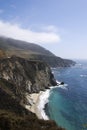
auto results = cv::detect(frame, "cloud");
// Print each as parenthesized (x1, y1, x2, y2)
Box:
(0, 21, 60, 44)
(0, 9, 4, 14)
(41, 25, 58, 33)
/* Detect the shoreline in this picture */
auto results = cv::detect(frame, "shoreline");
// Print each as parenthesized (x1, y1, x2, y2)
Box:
(35, 90, 50, 120)
(25, 90, 50, 120)
(25, 81, 62, 120)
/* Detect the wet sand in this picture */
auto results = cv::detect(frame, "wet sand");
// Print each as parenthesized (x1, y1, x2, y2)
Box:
(25, 92, 43, 118)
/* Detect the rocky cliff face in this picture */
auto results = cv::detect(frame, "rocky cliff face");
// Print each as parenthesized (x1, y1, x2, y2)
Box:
(0, 56, 57, 105)
(0, 56, 56, 92)
(0, 79, 65, 130)
(0, 56, 66, 130)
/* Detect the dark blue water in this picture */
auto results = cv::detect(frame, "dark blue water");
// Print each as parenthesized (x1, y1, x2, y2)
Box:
(47, 60, 87, 130)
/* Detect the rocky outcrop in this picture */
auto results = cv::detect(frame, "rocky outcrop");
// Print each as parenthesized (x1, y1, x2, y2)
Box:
(0, 56, 57, 92)
(0, 80, 65, 130)
(0, 56, 57, 105)
(0, 56, 66, 130)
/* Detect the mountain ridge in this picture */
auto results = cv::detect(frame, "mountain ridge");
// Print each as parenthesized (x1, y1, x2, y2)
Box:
(0, 36, 54, 56)
(0, 37, 75, 67)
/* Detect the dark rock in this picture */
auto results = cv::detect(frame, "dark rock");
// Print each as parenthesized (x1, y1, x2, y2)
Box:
(0, 56, 57, 105)
(60, 82, 64, 85)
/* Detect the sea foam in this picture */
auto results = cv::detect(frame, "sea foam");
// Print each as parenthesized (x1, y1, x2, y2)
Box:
(37, 90, 50, 120)
(80, 74, 87, 77)
(58, 84, 68, 89)
(37, 80, 68, 120)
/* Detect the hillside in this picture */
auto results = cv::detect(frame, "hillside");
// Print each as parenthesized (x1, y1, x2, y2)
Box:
(0, 56, 65, 130)
(0, 37, 75, 67)
(0, 37, 54, 56)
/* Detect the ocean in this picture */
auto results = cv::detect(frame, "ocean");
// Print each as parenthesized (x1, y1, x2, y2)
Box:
(46, 60, 87, 130)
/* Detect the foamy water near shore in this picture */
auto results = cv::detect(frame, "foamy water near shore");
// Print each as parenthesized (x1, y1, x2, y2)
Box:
(25, 90, 50, 120)
(25, 81, 67, 120)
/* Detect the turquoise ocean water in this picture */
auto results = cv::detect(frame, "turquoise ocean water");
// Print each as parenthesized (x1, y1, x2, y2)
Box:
(46, 60, 87, 130)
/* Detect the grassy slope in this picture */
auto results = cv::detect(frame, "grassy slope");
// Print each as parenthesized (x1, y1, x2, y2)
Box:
(0, 37, 54, 56)
(0, 37, 75, 67)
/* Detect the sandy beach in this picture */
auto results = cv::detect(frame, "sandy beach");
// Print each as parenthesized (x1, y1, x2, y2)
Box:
(34, 91, 46, 119)
(25, 83, 60, 120)
(25, 90, 50, 120)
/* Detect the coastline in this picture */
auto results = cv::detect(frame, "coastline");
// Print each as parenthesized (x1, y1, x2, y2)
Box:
(25, 82, 61, 120)
(25, 90, 50, 120)
(35, 90, 50, 120)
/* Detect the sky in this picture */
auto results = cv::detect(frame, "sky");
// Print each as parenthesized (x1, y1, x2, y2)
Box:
(0, 0, 87, 60)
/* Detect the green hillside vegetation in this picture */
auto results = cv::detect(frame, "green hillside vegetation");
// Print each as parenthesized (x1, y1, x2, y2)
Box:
(0, 37, 75, 67)
(0, 37, 54, 56)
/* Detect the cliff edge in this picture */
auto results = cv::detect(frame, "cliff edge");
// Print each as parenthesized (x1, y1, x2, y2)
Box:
(0, 56, 66, 130)
(0, 56, 57, 107)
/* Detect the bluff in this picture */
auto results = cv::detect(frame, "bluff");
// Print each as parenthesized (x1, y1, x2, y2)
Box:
(0, 56, 57, 108)
(0, 37, 75, 67)
(0, 56, 57, 93)
(0, 56, 66, 130)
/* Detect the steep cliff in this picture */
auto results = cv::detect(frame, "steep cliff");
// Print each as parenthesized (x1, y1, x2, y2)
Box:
(0, 80, 65, 130)
(0, 56, 57, 107)
(0, 56, 66, 130)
